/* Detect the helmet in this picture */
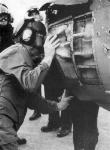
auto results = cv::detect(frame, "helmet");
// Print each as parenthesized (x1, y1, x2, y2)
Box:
(0, 3, 13, 24)
(27, 6, 39, 17)
(25, 6, 43, 21)
(0, 3, 8, 14)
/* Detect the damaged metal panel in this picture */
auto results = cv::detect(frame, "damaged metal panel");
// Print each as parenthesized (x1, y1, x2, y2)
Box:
(93, 6, 110, 92)
(73, 12, 102, 85)
(90, 0, 110, 11)
(48, 16, 78, 85)
(42, 0, 110, 110)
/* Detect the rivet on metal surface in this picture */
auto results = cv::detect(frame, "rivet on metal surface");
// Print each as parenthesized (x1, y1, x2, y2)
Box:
(96, 32, 100, 37)
(101, 26, 104, 30)
(105, 90, 110, 94)
(92, 17, 95, 23)
(79, 81, 83, 86)
(103, 44, 110, 58)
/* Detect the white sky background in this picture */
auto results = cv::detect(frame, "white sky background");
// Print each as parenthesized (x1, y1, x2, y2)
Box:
(0, 0, 50, 27)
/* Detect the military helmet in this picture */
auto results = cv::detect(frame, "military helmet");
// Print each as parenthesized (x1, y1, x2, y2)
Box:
(27, 6, 40, 17)
(0, 3, 13, 23)
(0, 3, 8, 14)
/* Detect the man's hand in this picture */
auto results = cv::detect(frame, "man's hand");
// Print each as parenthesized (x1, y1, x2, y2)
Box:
(57, 89, 73, 111)
(44, 35, 60, 57)
(42, 35, 60, 66)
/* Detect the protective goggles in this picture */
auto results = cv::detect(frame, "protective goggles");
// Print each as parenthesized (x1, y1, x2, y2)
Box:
(0, 14, 8, 22)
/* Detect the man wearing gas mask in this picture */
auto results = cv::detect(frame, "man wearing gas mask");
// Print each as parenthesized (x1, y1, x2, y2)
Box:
(0, 19, 72, 150)
(24, 6, 43, 121)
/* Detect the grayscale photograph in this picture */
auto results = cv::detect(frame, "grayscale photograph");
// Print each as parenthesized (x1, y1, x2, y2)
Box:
(0, 0, 110, 150)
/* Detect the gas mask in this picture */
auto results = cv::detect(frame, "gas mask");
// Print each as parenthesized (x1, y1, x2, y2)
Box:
(20, 21, 46, 64)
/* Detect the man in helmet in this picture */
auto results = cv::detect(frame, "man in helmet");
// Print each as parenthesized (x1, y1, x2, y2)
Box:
(0, 3, 14, 51)
(0, 19, 72, 150)
(24, 6, 43, 121)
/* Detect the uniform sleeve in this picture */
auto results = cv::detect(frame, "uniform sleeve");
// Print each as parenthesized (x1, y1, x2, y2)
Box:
(28, 94, 59, 113)
(19, 62, 49, 93)
(0, 45, 50, 93)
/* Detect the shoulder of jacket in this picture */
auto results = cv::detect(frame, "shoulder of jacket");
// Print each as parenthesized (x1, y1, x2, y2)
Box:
(0, 43, 24, 58)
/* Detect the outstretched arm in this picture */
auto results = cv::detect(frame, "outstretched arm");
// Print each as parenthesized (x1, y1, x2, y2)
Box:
(28, 89, 73, 113)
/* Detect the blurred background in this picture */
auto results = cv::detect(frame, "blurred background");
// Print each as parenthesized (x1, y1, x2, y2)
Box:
(0, 0, 50, 27)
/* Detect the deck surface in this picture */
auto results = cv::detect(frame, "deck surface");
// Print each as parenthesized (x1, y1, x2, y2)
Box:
(18, 108, 110, 150)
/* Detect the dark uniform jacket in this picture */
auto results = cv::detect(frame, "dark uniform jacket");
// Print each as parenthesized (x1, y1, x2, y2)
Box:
(0, 43, 58, 130)
(0, 24, 14, 52)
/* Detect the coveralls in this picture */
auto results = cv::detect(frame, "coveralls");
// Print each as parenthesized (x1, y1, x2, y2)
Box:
(0, 43, 59, 150)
